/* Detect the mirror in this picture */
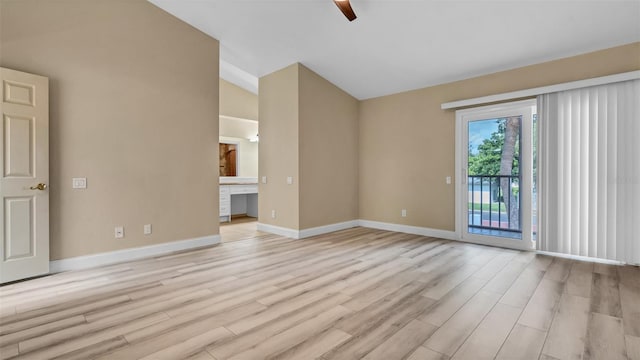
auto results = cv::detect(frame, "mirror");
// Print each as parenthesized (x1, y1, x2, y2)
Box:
(219, 143, 237, 176)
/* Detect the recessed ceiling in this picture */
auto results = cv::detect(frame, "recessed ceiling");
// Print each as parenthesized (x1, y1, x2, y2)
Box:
(149, 0, 640, 100)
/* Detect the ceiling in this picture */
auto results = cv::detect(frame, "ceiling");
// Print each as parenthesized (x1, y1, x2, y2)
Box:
(149, 0, 640, 100)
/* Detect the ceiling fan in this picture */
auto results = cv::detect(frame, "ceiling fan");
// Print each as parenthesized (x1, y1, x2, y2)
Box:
(333, 0, 357, 21)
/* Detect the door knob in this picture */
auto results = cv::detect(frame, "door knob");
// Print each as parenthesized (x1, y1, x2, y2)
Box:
(30, 183, 47, 191)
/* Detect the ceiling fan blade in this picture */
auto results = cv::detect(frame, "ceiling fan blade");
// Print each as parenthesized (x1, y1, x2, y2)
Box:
(333, 0, 357, 21)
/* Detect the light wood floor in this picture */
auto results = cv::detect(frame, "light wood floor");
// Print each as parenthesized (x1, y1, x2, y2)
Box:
(1, 227, 639, 360)
(220, 217, 263, 243)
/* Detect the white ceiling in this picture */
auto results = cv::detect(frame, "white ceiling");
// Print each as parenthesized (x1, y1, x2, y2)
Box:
(149, 0, 640, 100)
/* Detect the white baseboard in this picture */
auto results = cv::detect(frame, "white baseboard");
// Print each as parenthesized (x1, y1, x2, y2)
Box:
(50, 234, 221, 273)
(256, 223, 300, 239)
(298, 220, 359, 239)
(358, 219, 459, 241)
(257, 220, 359, 240)
(258, 219, 456, 241)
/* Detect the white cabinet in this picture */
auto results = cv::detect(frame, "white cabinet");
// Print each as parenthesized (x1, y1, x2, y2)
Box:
(219, 184, 258, 222)
(230, 184, 258, 195)
(219, 185, 231, 222)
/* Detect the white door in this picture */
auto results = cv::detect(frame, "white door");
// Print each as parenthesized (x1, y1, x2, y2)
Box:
(456, 99, 536, 251)
(0, 67, 49, 283)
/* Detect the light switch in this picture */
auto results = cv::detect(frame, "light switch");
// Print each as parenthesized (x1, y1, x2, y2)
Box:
(144, 224, 152, 235)
(286, 176, 293, 185)
(262, 176, 267, 184)
(72, 178, 87, 189)
(446, 176, 452, 185)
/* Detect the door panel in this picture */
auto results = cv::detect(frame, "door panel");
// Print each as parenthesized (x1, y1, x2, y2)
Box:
(3, 80, 35, 106)
(0, 67, 49, 283)
(456, 100, 535, 251)
(5, 197, 34, 259)
(4, 115, 35, 177)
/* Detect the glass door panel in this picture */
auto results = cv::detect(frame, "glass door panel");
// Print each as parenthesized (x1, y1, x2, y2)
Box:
(457, 100, 536, 250)
(467, 117, 522, 240)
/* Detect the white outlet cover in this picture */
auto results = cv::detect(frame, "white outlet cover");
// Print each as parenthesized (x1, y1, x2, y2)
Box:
(144, 224, 152, 235)
(446, 176, 452, 184)
(115, 226, 124, 239)
(262, 176, 267, 184)
(286, 176, 293, 185)
(72, 177, 87, 189)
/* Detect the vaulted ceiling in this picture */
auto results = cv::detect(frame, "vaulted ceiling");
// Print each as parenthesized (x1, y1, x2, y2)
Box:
(149, 0, 640, 99)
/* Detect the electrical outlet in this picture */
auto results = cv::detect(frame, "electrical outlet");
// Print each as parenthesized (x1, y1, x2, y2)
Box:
(72, 177, 87, 189)
(271, 210, 276, 219)
(115, 226, 124, 239)
(286, 176, 293, 185)
(401, 209, 407, 217)
(262, 176, 267, 184)
(446, 176, 452, 184)
(144, 224, 152, 235)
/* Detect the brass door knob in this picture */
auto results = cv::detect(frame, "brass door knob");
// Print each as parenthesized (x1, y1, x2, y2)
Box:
(30, 183, 47, 190)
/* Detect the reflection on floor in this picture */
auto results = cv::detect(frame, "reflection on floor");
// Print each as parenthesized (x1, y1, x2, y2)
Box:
(220, 216, 266, 242)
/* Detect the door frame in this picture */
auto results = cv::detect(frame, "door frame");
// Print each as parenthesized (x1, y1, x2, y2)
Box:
(454, 99, 536, 251)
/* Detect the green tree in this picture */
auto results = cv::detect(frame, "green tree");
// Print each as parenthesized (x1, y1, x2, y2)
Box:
(468, 119, 520, 176)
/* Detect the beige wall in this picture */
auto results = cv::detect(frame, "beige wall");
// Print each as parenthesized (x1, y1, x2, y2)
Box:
(0, 0, 220, 260)
(220, 79, 258, 120)
(299, 65, 359, 229)
(219, 116, 259, 139)
(258, 64, 359, 230)
(258, 64, 299, 229)
(359, 42, 640, 231)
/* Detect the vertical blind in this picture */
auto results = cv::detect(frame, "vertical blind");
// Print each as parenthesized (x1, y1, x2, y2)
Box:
(537, 79, 640, 264)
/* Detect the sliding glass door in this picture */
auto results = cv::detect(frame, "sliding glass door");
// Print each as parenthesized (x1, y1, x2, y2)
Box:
(456, 100, 536, 250)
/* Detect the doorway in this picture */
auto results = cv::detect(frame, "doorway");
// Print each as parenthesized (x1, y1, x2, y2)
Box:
(456, 99, 536, 250)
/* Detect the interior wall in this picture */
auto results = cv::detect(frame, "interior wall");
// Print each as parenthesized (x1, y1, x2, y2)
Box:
(220, 79, 258, 120)
(258, 64, 300, 229)
(359, 42, 640, 231)
(299, 65, 359, 229)
(219, 117, 259, 139)
(0, 0, 220, 260)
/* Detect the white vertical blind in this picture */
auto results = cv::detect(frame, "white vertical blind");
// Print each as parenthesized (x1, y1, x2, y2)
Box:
(538, 80, 640, 264)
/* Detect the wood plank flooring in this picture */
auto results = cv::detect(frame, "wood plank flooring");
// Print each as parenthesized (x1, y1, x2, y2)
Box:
(1, 227, 638, 359)
(219, 217, 264, 243)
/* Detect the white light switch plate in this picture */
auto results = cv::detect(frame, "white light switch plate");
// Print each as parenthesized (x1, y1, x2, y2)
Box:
(286, 176, 293, 185)
(143, 224, 152, 235)
(262, 176, 267, 184)
(72, 177, 87, 189)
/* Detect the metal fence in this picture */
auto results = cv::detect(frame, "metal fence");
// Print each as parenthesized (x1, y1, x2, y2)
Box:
(468, 175, 521, 233)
